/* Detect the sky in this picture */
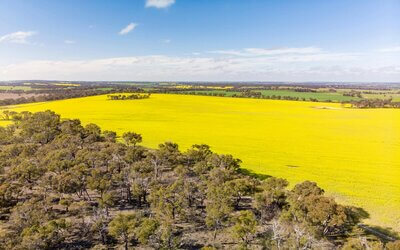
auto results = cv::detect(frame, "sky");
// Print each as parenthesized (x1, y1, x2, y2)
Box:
(0, 0, 399, 82)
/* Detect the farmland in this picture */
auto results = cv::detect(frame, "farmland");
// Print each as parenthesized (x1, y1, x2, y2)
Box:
(1, 93, 399, 231)
(0, 85, 32, 91)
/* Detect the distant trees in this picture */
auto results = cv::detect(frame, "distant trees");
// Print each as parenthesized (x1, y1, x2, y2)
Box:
(0, 110, 397, 249)
(349, 98, 400, 108)
(107, 93, 151, 100)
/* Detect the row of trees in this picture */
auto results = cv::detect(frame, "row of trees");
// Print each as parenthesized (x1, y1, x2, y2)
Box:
(107, 93, 151, 100)
(349, 99, 400, 108)
(0, 111, 398, 249)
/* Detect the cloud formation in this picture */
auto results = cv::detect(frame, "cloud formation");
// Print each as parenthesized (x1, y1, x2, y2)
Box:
(119, 23, 138, 35)
(146, 0, 175, 9)
(1, 47, 398, 82)
(0, 31, 37, 44)
(210, 47, 322, 57)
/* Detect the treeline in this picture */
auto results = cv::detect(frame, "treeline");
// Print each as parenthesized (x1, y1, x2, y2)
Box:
(343, 91, 362, 98)
(0, 87, 144, 107)
(349, 99, 400, 108)
(107, 93, 151, 100)
(0, 111, 398, 249)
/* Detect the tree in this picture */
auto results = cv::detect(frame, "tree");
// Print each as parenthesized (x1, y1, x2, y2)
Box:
(130, 161, 154, 207)
(149, 179, 187, 221)
(230, 210, 258, 248)
(282, 181, 356, 238)
(185, 144, 212, 166)
(108, 213, 140, 250)
(206, 153, 242, 171)
(98, 191, 116, 217)
(84, 123, 102, 142)
(103, 130, 117, 142)
(270, 219, 288, 250)
(135, 218, 159, 245)
(226, 177, 255, 209)
(255, 177, 288, 221)
(122, 132, 142, 146)
(20, 219, 69, 249)
(17, 111, 61, 144)
(205, 178, 234, 246)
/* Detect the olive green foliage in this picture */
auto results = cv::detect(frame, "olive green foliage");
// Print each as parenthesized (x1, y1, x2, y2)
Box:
(0, 110, 395, 249)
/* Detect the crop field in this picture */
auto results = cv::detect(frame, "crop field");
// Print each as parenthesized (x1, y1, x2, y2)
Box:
(0, 85, 32, 91)
(255, 89, 360, 101)
(179, 89, 361, 102)
(1, 94, 399, 231)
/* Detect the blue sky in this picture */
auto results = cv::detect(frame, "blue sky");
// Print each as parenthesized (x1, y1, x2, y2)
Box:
(0, 0, 399, 82)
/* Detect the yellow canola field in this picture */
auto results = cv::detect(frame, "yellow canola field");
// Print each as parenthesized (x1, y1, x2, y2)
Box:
(1, 94, 400, 230)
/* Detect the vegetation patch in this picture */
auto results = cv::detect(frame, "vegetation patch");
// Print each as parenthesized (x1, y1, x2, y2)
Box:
(1, 94, 399, 232)
(0, 111, 398, 249)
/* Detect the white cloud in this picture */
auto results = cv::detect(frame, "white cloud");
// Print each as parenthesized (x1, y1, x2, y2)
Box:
(119, 23, 138, 35)
(0, 31, 37, 44)
(163, 39, 171, 43)
(210, 47, 322, 57)
(378, 46, 400, 53)
(1, 51, 398, 82)
(64, 40, 76, 44)
(0, 47, 398, 82)
(209, 50, 247, 56)
(244, 47, 322, 56)
(146, 0, 175, 8)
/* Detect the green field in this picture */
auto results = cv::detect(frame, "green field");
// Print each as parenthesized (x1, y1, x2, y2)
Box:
(0, 85, 32, 91)
(178, 89, 361, 102)
(1, 94, 399, 231)
(256, 89, 360, 101)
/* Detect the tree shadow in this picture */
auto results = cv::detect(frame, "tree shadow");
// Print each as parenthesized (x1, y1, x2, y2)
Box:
(238, 168, 271, 180)
(359, 224, 400, 242)
(348, 206, 370, 222)
(347, 206, 399, 242)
